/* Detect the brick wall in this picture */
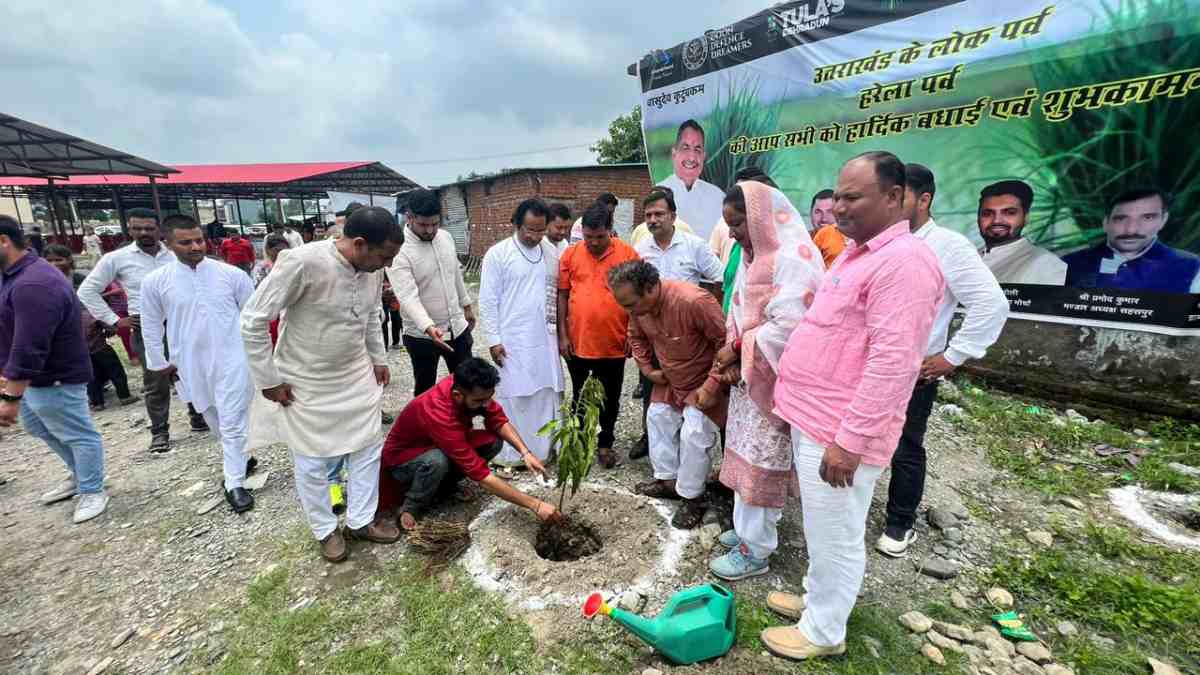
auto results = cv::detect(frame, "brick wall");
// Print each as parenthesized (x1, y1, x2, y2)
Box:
(463, 165, 654, 257)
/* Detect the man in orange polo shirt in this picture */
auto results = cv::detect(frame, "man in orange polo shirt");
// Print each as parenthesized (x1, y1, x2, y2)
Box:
(557, 201, 640, 468)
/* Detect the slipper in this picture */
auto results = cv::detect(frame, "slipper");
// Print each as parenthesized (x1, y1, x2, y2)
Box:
(635, 479, 681, 500)
(991, 611, 1038, 642)
(493, 466, 516, 480)
(454, 480, 480, 502)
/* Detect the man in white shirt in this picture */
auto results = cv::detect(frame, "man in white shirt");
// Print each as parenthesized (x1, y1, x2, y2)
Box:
(241, 206, 403, 562)
(387, 188, 476, 396)
(875, 164, 1009, 557)
(140, 215, 259, 514)
(657, 120, 725, 242)
(977, 180, 1067, 285)
(546, 203, 572, 254)
(630, 188, 724, 461)
(78, 207, 209, 453)
(478, 199, 565, 467)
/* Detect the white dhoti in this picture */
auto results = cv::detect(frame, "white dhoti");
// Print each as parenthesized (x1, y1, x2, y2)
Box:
(733, 493, 782, 559)
(200, 406, 250, 491)
(292, 441, 382, 540)
(790, 428, 884, 647)
(647, 401, 717, 499)
(494, 387, 559, 466)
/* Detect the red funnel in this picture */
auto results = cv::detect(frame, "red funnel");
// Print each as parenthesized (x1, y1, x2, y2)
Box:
(582, 592, 605, 619)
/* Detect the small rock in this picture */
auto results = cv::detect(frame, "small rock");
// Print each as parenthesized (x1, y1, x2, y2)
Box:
(928, 507, 960, 530)
(984, 635, 1016, 658)
(899, 610, 933, 633)
(1025, 530, 1054, 548)
(927, 629, 964, 654)
(1133, 428, 1148, 437)
(918, 557, 961, 580)
(948, 503, 970, 520)
(616, 591, 645, 613)
(1012, 655, 1046, 675)
(1058, 497, 1085, 511)
(1167, 462, 1200, 478)
(1044, 666, 1075, 675)
(907, 634, 925, 650)
(1065, 409, 1088, 423)
(939, 403, 964, 418)
(1016, 641, 1053, 664)
(921, 643, 946, 666)
(1089, 634, 1116, 650)
(288, 597, 314, 612)
(1055, 621, 1077, 637)
(933, 544, 951, 557)
(986, 587, 1014, 608)
(120, 522, 133, 529)
(196, 497, 222, 515)
(933, 620, 973, 642)
(698, 523, 721, 552)
(243, 471, 270, 491)
(1148, 657, 1182, 675)
(86, 657, 115, 675)
(943, 527, 964, 543)
(861, 635, 883, 659)
(950, 590, 970, 610)
(641, 669, 663, 675)
(1051, 416, 1068, 428)
(179, 480, 206, 497)
(111, 626, 136, 648)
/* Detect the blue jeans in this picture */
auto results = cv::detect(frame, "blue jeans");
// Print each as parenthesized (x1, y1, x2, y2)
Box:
(20, 383, 106, 494)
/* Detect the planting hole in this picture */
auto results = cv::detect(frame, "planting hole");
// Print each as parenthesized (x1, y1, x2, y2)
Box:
(534, 518, 603, 562)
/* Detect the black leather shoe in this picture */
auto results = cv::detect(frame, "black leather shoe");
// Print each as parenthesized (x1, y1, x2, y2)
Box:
(245, 456, 258, 476)
(225, 487, 255, 513)
(190, 417, 210, 432)
(629, 435, 650, 460)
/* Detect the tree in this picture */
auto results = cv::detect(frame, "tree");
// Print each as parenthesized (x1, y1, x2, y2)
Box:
(591, 106, 646, 164)
(538, 374, 604, 512)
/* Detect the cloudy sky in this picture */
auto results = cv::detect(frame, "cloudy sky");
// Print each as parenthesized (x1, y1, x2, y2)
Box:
(1, 1, 765, 186)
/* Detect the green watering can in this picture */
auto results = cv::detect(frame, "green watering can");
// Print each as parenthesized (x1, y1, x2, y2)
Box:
(582, 583, 736, 665)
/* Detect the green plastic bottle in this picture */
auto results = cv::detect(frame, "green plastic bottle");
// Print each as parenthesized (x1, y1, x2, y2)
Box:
(583, 584, 736, 665)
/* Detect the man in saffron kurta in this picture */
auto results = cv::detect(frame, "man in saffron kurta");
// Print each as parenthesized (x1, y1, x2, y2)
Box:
(763, 152, 944, 662)
(241, 206, 404, 563)
(140, 215, 258, 513)
(611, 260, 727, 530)
(478, 199, 564, 467)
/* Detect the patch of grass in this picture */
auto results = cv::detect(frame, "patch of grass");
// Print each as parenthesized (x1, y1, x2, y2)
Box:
(989, 518, 1200, 672)
(947, 379, 1200, 495)
(734, 597, 775, 651)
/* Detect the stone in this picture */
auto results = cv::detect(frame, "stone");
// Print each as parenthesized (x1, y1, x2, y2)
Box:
(982, 635, 1016, 659)
(196, 497, 222, 515)
(1043, 666, 1075, 675)
(288, 597, 314, 612)
(933, 620, 974, 642)
(917, 557, 961, 580)
(1065, 409, 1088, 423)
(1058, 497, 1085, 511)
(1089, 634, 1116, 650)
(1055, 621, 1077, 637)
(986, 587, 1014, 608)
(243, 470, 270, 491)
(698, 523, 721, 552)
(921, 643, 946, 666)
(1016, 641, 1053, 664)
(641, 669, 663, 675)
(1025, 530, 1054, 548)
(1148, 657, 1182, 675)
(944, 527, 964, 543)
(111, 626, 136, 649)
(1050, 417, 1068, 428)
(962, 644, 986, 665)
(861, 636, 883, 659)
(616, 591, 644, 613)
(950, 590, 970, 610)
(934, 544, 951, 557)
(1012, 655, 1046, 675)
(1167, 462, 1200, 478)
(908, 634, 926, 650)
(86, 657, 115, 675)
(927, 629, 964, 654)
(928, 506, 960, 530)
(179, 480, 207, 497)
(899, 610, 934, 633)
(939, 404, 965, 417)
(1133, 428, 1148, 437)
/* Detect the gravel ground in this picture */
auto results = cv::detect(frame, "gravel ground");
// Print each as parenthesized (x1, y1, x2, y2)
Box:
(0, 335, 1056, 674)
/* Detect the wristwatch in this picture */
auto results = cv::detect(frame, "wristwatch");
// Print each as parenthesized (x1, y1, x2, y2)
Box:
(0, 392, 22, 403)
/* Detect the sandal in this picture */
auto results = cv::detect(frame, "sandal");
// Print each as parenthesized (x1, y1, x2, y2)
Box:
(597, 447, 618, 469)
(671, 497, 708, 529)
(454, 480, 480, 502)
(636, 479, 681, 500)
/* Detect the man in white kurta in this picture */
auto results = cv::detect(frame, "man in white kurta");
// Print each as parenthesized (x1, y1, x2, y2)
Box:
(478, 200, 565, 467)
(140, 217, 257, 513)
(241, 206, 404, 563)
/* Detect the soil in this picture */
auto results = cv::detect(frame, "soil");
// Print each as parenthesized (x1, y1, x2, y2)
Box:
(535, 517, 603, 561)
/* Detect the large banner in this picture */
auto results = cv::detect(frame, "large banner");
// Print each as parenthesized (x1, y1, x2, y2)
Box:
(637, 0, 1200, 336)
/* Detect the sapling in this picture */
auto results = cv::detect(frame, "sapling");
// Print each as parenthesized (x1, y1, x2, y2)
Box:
(538, 374, 605, 513)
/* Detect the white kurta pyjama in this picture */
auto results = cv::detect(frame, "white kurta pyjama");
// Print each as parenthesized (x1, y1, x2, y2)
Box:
(478, 236, 565, 465)
(140, 259, 255, 490)
(240, 240, 388, 538)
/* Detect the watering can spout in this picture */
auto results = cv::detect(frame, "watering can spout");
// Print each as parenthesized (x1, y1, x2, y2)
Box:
(609, 608, 662, 646)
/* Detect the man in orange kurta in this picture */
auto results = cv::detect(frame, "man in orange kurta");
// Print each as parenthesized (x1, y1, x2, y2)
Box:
(610, 259, 727, 529)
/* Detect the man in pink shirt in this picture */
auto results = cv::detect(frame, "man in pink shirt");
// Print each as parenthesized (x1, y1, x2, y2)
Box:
(760, 152, 945, 662)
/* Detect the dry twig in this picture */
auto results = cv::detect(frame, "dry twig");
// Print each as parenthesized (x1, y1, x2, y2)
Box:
(408, 519, 471, 573)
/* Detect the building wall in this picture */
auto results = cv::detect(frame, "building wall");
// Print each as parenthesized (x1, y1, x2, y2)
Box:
(464, 166, 654, 257)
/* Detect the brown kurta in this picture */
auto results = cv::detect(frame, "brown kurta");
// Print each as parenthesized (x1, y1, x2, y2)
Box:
(628, 280, 728, 427)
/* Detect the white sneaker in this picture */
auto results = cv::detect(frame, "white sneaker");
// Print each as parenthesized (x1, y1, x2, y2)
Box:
(40, 478, 78, 505)
(875, 529, 917, 558)
(73, 493, 109, 523)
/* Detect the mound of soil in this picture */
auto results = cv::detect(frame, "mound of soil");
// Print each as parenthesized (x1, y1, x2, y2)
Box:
(535, 518, 603, 561)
